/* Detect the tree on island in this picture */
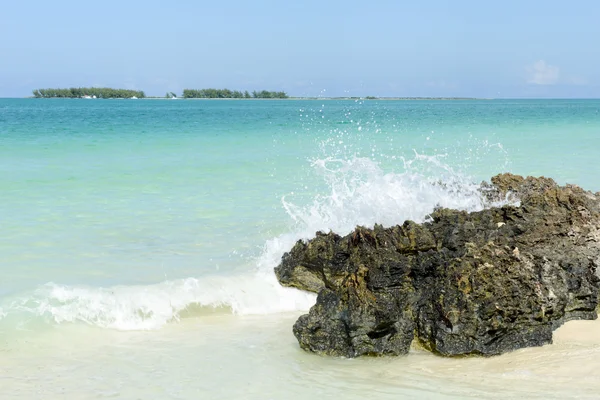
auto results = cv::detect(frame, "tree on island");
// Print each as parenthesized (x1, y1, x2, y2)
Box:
(182, 88, 288, 99)
(252, 90, 288, 99)
(33, 87, 145, 99)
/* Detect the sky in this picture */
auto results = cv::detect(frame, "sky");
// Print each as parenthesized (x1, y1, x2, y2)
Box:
(1, 0, 598, 98)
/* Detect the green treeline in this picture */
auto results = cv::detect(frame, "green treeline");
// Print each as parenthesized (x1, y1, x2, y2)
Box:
(32, 88, 146, 99)
(182, 89, 288, 99)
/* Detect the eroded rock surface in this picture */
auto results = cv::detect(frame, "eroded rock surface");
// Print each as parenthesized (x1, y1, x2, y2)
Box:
(275, 174, 600, 357)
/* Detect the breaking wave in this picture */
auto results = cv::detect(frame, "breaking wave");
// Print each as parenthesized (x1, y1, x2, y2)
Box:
(0, 154, 510, 330)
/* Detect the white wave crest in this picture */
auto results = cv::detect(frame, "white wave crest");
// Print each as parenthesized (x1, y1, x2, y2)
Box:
(3, 275, 315, 330)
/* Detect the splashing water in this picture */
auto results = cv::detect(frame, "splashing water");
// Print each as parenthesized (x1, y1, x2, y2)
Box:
(281, 154, 492, 237)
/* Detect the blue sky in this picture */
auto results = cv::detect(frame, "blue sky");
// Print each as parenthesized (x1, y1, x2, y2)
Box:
(1, 0, 598, 98)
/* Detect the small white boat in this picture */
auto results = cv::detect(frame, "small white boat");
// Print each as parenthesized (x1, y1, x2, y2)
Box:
(131, 96, 138, 99)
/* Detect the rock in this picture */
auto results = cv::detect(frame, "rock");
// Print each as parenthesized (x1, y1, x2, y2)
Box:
(275, 174, 600, 357)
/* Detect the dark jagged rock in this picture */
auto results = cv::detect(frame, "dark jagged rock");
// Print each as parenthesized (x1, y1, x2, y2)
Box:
(275, 174, 600, 357)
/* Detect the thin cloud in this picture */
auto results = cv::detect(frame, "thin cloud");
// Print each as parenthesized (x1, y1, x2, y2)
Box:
(527, 60, 560, 85)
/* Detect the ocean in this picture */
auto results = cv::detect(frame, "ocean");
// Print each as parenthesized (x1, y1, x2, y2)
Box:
(1, 98, 599, 399)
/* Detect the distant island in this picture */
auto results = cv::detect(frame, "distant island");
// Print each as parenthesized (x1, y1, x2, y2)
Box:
(182, 89, 288, 99)
(32, 88, 146, 99)
(30, 87, 482, 101)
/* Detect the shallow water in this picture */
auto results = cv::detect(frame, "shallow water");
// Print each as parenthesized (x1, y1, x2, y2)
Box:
(1, 98, 599, 398)
(2, 316, 599, 399)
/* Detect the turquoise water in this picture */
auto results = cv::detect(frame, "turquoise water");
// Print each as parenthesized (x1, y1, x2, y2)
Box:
(1, 98, 600, 399)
